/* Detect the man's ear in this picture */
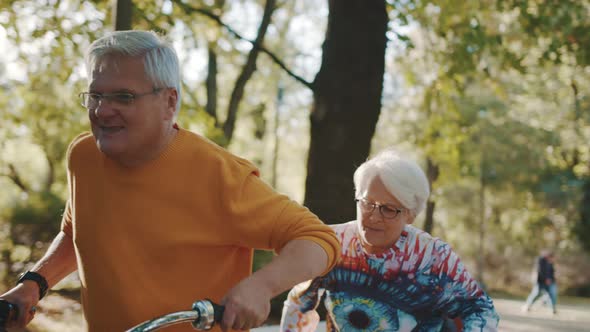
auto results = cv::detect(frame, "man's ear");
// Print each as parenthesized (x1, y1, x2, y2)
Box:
(164, 88, 178, 119)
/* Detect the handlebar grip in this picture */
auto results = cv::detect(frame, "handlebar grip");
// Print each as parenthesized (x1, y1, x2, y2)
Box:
(208, 300, 224, 324)
(0, 299, 18, 331)
(191, 299, 225, 330)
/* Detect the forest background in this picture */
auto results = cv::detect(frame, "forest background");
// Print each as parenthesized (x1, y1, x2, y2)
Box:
(0, 0, 589, 327)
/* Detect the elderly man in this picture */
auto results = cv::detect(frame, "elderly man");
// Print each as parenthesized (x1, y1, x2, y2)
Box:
(0, 30, 339, 332)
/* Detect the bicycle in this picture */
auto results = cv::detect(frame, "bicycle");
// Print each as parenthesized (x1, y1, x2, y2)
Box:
(0, 298, 224, 332)
(0, 300, 16, 332)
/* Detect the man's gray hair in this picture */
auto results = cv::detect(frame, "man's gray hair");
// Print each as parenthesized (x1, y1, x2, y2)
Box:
(353, 149, 430, 217)
(85, 30, 181, 114)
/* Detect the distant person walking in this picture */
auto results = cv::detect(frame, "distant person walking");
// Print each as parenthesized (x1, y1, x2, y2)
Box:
(523, 250, 557, 314)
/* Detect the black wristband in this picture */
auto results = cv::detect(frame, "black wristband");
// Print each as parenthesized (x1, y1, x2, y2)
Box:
(17, 271, 49, 300)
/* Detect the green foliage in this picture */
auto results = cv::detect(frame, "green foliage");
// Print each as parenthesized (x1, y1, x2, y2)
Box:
(179, 107, 229, 146)
(564, 282, 590, 298)
(8, 191, 65, 245)
(252, 249, 274, 272)
(537, 168, 582, 208)
(497, 0, 590, 66)
(379, 0, 590, 294)
(1, 0, 590, 306)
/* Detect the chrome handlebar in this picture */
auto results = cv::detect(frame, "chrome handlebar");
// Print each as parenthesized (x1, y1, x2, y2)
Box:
(1, 298, 222, 332)
(126, 310, 201, 331)
(126, 299, 224, 332)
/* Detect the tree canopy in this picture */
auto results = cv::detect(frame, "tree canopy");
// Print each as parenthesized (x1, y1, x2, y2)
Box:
(1, 0, 589, 297)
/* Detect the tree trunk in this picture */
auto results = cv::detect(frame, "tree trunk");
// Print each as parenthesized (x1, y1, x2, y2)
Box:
(206, 44, 219, 125)
(477, 165, 487, 288)
(578, 180, 590, 252)
(44, 159, 54, 192)
(423, 157, 439, 233)
(113, 0, 133, 31)
(271, 85, 284, 189)
(223, 0, 276, 143)
(573, 79, 590, 253)
(304, 0, 387, 224)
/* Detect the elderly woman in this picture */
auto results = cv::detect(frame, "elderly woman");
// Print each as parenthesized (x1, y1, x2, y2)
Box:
(281, 150, 499, 331)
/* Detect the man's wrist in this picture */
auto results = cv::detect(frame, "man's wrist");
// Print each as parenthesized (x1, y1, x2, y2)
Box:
(17, 271, 49, 300)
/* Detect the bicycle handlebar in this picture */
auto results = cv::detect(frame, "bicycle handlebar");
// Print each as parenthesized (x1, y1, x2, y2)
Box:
(126, 299, 225, 331)
(0, 299, 18, 332)
(0, 298, 223, 332)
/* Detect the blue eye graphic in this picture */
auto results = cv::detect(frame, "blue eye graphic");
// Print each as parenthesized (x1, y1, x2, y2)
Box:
(324, 268, 423, 331)
(320, 263, 486, 331)
(327, 293, 411, 331)
(328, 267, 437, 308)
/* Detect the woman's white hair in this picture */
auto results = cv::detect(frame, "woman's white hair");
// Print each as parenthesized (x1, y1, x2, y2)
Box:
(353, 149, 430, 217)
(85, 30, 181, 114)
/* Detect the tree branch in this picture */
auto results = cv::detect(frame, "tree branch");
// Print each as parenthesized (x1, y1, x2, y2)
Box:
(172, 0, 313, 90)
(136, 9, 204, 116)
(222, 0, 276, 142)
(3, 163, 30, 193)
(181, 80, 200, 106)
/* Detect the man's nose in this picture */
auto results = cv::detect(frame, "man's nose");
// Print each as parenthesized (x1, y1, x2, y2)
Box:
(93, 98, 116, 117)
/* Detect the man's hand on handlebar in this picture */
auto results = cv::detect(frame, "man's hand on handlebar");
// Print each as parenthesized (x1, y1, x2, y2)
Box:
(220, 276, 273, 331)
(0, 282, 41, 329)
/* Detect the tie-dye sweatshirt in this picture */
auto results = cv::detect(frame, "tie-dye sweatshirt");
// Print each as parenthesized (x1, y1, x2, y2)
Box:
(281, 221, 499, 332)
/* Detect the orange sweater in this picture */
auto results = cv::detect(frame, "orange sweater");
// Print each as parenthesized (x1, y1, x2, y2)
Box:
(61, 129, 339, 331)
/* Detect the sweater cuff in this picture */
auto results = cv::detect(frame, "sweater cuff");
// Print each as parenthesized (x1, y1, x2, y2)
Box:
(296, 235, 340, 276)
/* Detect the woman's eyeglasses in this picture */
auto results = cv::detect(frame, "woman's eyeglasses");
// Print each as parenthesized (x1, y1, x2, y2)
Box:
(355, 198, 404, 219)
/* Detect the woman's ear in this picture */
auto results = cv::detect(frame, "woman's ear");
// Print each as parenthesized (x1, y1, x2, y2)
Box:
(405, 212, 417, 225)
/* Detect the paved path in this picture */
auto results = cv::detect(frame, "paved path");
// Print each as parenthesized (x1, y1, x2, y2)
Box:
(253, 298, 590, 331)
(493, 298, 590, 332)
(27, 295, 590, 331)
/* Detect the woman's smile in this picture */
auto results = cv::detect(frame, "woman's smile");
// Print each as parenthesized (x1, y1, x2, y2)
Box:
(363, 225, 384, 233)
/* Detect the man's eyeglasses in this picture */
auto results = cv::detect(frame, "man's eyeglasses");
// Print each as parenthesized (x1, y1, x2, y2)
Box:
(78, 88, 163, 109)
(355, 198, 404, 220)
